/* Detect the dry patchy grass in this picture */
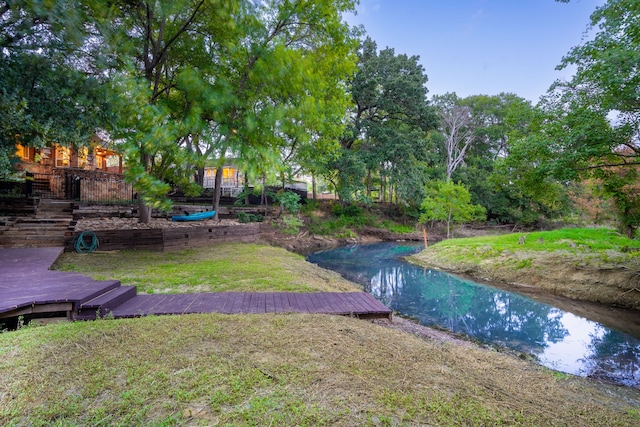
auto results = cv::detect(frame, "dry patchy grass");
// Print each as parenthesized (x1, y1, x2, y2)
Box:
(1, 314, 639, 426)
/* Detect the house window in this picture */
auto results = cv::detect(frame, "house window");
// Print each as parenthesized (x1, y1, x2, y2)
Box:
(106, 155, 119, 168)
(55, 146, 70, 167)
(77, 146, 89, 168)
(223, 167, 236, 179)
(15, 144, 35, 162)
(15, 144, 26, 160)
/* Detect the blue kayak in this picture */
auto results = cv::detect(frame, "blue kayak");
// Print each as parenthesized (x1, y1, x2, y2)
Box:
(171, 210, 216, 222)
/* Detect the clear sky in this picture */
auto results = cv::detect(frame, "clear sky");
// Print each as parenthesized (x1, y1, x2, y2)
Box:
(345, 0, 605, 103)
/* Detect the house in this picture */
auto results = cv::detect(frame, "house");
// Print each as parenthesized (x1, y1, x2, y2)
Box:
(14, 140, 123, 175)
(203, 162, 244, 197)
(11, 141, 131, 202)
(202, 161, 308, 201)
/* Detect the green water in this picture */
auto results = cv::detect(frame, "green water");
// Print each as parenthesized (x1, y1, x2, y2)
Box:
(308, 242, 640, 388)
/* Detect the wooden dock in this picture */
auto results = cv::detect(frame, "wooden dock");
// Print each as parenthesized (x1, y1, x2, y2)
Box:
(106, 291, 390, 319)
(0, 247, 392, 325)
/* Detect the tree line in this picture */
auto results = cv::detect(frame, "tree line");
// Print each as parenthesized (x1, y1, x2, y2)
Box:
(1, 0, 638, 237)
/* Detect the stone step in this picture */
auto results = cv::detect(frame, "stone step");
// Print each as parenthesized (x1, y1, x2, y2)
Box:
(6, 226, 71, 232)
(0, 234, 67, 241)
(15, 218, 71, 225)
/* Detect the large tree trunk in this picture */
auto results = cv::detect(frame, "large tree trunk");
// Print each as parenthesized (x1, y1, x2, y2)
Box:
(195, 166, 205, 186)
(138, 197, 152, 224)
(260, 174, 268, 207)
(213, 165, 223, 220)
(138, 152, 152, 224)
(312, 175, 317, 202)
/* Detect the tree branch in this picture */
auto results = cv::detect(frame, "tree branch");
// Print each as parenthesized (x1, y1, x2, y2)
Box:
(576, 161, 640, 171)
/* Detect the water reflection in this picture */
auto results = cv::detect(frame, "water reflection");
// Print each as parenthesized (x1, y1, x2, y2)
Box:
(307, 242, 640, 388)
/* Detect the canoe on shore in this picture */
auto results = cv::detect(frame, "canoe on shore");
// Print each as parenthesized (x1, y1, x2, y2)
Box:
(171, 210, 216, 222)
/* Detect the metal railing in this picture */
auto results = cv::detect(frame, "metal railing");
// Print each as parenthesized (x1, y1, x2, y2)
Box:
(2, 170, 135, 204)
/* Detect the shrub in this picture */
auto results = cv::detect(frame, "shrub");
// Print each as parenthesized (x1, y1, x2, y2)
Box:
(237, 212, 264, 223)
(274, 190, 301, 214)
(277, 214, 304, 235)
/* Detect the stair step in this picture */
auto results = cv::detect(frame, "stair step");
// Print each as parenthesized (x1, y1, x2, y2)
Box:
(13, 225, 71, 230)
(15, 219, 71, 224)
(76, 286, 137, 320)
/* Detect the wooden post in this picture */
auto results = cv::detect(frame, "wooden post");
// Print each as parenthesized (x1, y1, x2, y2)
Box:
(422, 227, 428, 248)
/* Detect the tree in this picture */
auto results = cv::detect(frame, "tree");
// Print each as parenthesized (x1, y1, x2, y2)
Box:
(490, 100, 573, 226)
(452, 93, 564, 225)
(0, 1, 111, 179)
(419, 180, 486, 239)
(84, 0, 357, 222)
(336, 37, 437, 206)
(432, 93, 475, 181)
(537, 0, 640, 235)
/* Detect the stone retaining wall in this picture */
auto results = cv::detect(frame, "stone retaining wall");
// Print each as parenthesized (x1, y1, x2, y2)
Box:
(67, 223, 261, 252)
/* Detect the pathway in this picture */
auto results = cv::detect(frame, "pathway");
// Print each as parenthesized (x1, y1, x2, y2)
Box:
(0, 247, 391, 324)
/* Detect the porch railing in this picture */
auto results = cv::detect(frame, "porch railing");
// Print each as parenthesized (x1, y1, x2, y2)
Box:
(3, 170, 135, 204)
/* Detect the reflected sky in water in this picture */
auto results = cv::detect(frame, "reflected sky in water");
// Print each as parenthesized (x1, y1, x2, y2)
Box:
(307, 242, 640, 388)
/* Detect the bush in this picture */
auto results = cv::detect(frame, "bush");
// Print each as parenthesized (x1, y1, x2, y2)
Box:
(237, 212, 264, 223)
(275, 190, 301, 214)
(276, 214, 304, 235)
(331, 202, 362, 217)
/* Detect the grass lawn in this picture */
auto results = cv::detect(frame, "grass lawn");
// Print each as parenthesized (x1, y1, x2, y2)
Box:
(1, 241, 639, 426)
(428, 227, 640, 265)
(409, 227, 640, 310)
(52, 243, 359, 294)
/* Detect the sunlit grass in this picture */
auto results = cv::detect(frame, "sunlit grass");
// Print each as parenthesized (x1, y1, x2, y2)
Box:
(410, 227, 640, 309)
(53, 242, 359, 294)
(428, 227, 640, 267)
(434, 227, 640, 253)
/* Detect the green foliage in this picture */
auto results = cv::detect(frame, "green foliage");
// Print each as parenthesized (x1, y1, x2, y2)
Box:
(380, 220, 415, 234)
(537, 0, 640, 235)
(237, 212, 264, 223)
(332, 202, 362, 218)
(276, 214, 304, 235)
(273, 191, 301, 214)
(3, 0, 358, 221)
(301, 199, 321, 215)
(420, 180, 486, 238)
(234, 187, 261, 207)
(447, 93, 566, 225)
(0, 52, 111, 178)
(331, 37, 437, 206)
(308, 204, 375, 236)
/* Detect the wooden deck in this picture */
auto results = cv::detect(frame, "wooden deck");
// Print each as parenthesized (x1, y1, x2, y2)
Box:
(107, 291, 390, 319)
(0, 247, 392, 324)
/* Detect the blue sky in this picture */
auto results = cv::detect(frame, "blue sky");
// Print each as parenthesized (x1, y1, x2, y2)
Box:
(345, 0, 605, 103)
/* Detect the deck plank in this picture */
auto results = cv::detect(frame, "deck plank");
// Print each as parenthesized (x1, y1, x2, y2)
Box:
(0, 247, 392, 321)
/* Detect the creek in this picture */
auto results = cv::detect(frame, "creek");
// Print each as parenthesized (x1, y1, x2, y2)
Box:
(307, 242, 640, 388)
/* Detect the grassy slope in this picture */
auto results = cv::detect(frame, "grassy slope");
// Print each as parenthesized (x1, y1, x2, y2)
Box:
(423, 228, 640, 260)
(1, 241, 639, 426)
(411, 227, 640, 309)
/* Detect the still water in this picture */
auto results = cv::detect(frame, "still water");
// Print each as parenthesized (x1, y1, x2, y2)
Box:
(307, 242, 640, 388)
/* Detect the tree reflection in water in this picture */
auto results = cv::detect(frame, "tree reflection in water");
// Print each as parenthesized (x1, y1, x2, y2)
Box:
(307, 242, 640, 388)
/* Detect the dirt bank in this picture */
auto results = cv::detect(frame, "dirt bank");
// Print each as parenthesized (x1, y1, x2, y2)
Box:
(410, 246, 640, 311)
(257, 223, 424, 254)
